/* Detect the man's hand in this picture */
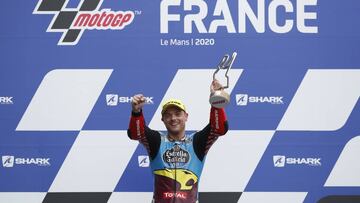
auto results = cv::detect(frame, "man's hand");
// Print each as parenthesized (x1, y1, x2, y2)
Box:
(210, 79, 224, 95)
(132, 94, 146, 113)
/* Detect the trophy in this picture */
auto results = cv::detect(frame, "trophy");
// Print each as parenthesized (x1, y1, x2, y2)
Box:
(209, 52, 237, 108)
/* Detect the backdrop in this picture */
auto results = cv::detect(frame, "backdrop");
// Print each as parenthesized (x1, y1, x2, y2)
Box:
(1, 0, 360, 202)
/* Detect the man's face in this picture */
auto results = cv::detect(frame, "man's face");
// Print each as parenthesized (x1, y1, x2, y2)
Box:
(161, 106, 188, 136)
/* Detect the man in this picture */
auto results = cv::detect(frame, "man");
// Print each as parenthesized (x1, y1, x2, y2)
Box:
(127, 80, 228, 203)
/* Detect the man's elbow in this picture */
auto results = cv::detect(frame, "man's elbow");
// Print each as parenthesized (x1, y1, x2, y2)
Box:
(127, 129, 139, 140)
(218, 121, 229, 136)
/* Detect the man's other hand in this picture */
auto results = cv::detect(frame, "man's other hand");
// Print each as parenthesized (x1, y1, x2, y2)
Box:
(132, 94, 146, 113)
(210, 79, 224, 94)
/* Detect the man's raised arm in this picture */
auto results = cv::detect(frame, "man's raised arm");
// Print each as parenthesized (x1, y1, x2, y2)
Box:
(127, 94, 146, 140)
(127, 94, 160, 160)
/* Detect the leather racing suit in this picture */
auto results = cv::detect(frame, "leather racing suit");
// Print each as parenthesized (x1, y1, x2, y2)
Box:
(127, 107, 228, 203)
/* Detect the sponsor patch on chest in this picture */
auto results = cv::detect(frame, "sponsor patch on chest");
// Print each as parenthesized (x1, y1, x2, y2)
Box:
(163, 144, 190, 165)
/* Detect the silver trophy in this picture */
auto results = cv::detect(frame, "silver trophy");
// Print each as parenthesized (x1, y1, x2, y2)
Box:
(209, 52, 237, 108)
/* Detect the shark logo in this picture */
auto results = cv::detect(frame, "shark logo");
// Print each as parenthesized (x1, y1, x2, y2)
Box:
(106, 94, 118, 106)
(273, 155, 285, 167)
(236, 94, 248, 106)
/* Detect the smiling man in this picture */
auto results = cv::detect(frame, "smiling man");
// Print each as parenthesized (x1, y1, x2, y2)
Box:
(127, 80, 228, 203)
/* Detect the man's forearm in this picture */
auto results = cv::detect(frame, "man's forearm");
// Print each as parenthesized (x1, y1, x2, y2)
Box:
(128, 110, 145, 140)
(209, 106, 228, 135)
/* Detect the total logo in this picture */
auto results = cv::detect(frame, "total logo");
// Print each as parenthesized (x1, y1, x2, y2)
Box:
(2, 155, 51, 168)
(106, 94, 154, 106)
(163, 192, 187, 200)
(33, 0, 136, 45)
(0, 96, 14, 105)
(235, 94, 284, 106)
(273, 155, 321, 167)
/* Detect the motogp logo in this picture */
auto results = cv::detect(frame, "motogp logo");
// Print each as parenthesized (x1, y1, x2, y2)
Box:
(33, 0, 135, 45)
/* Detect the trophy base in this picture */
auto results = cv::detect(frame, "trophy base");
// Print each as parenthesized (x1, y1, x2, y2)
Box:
(209, 91, 230, 108)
